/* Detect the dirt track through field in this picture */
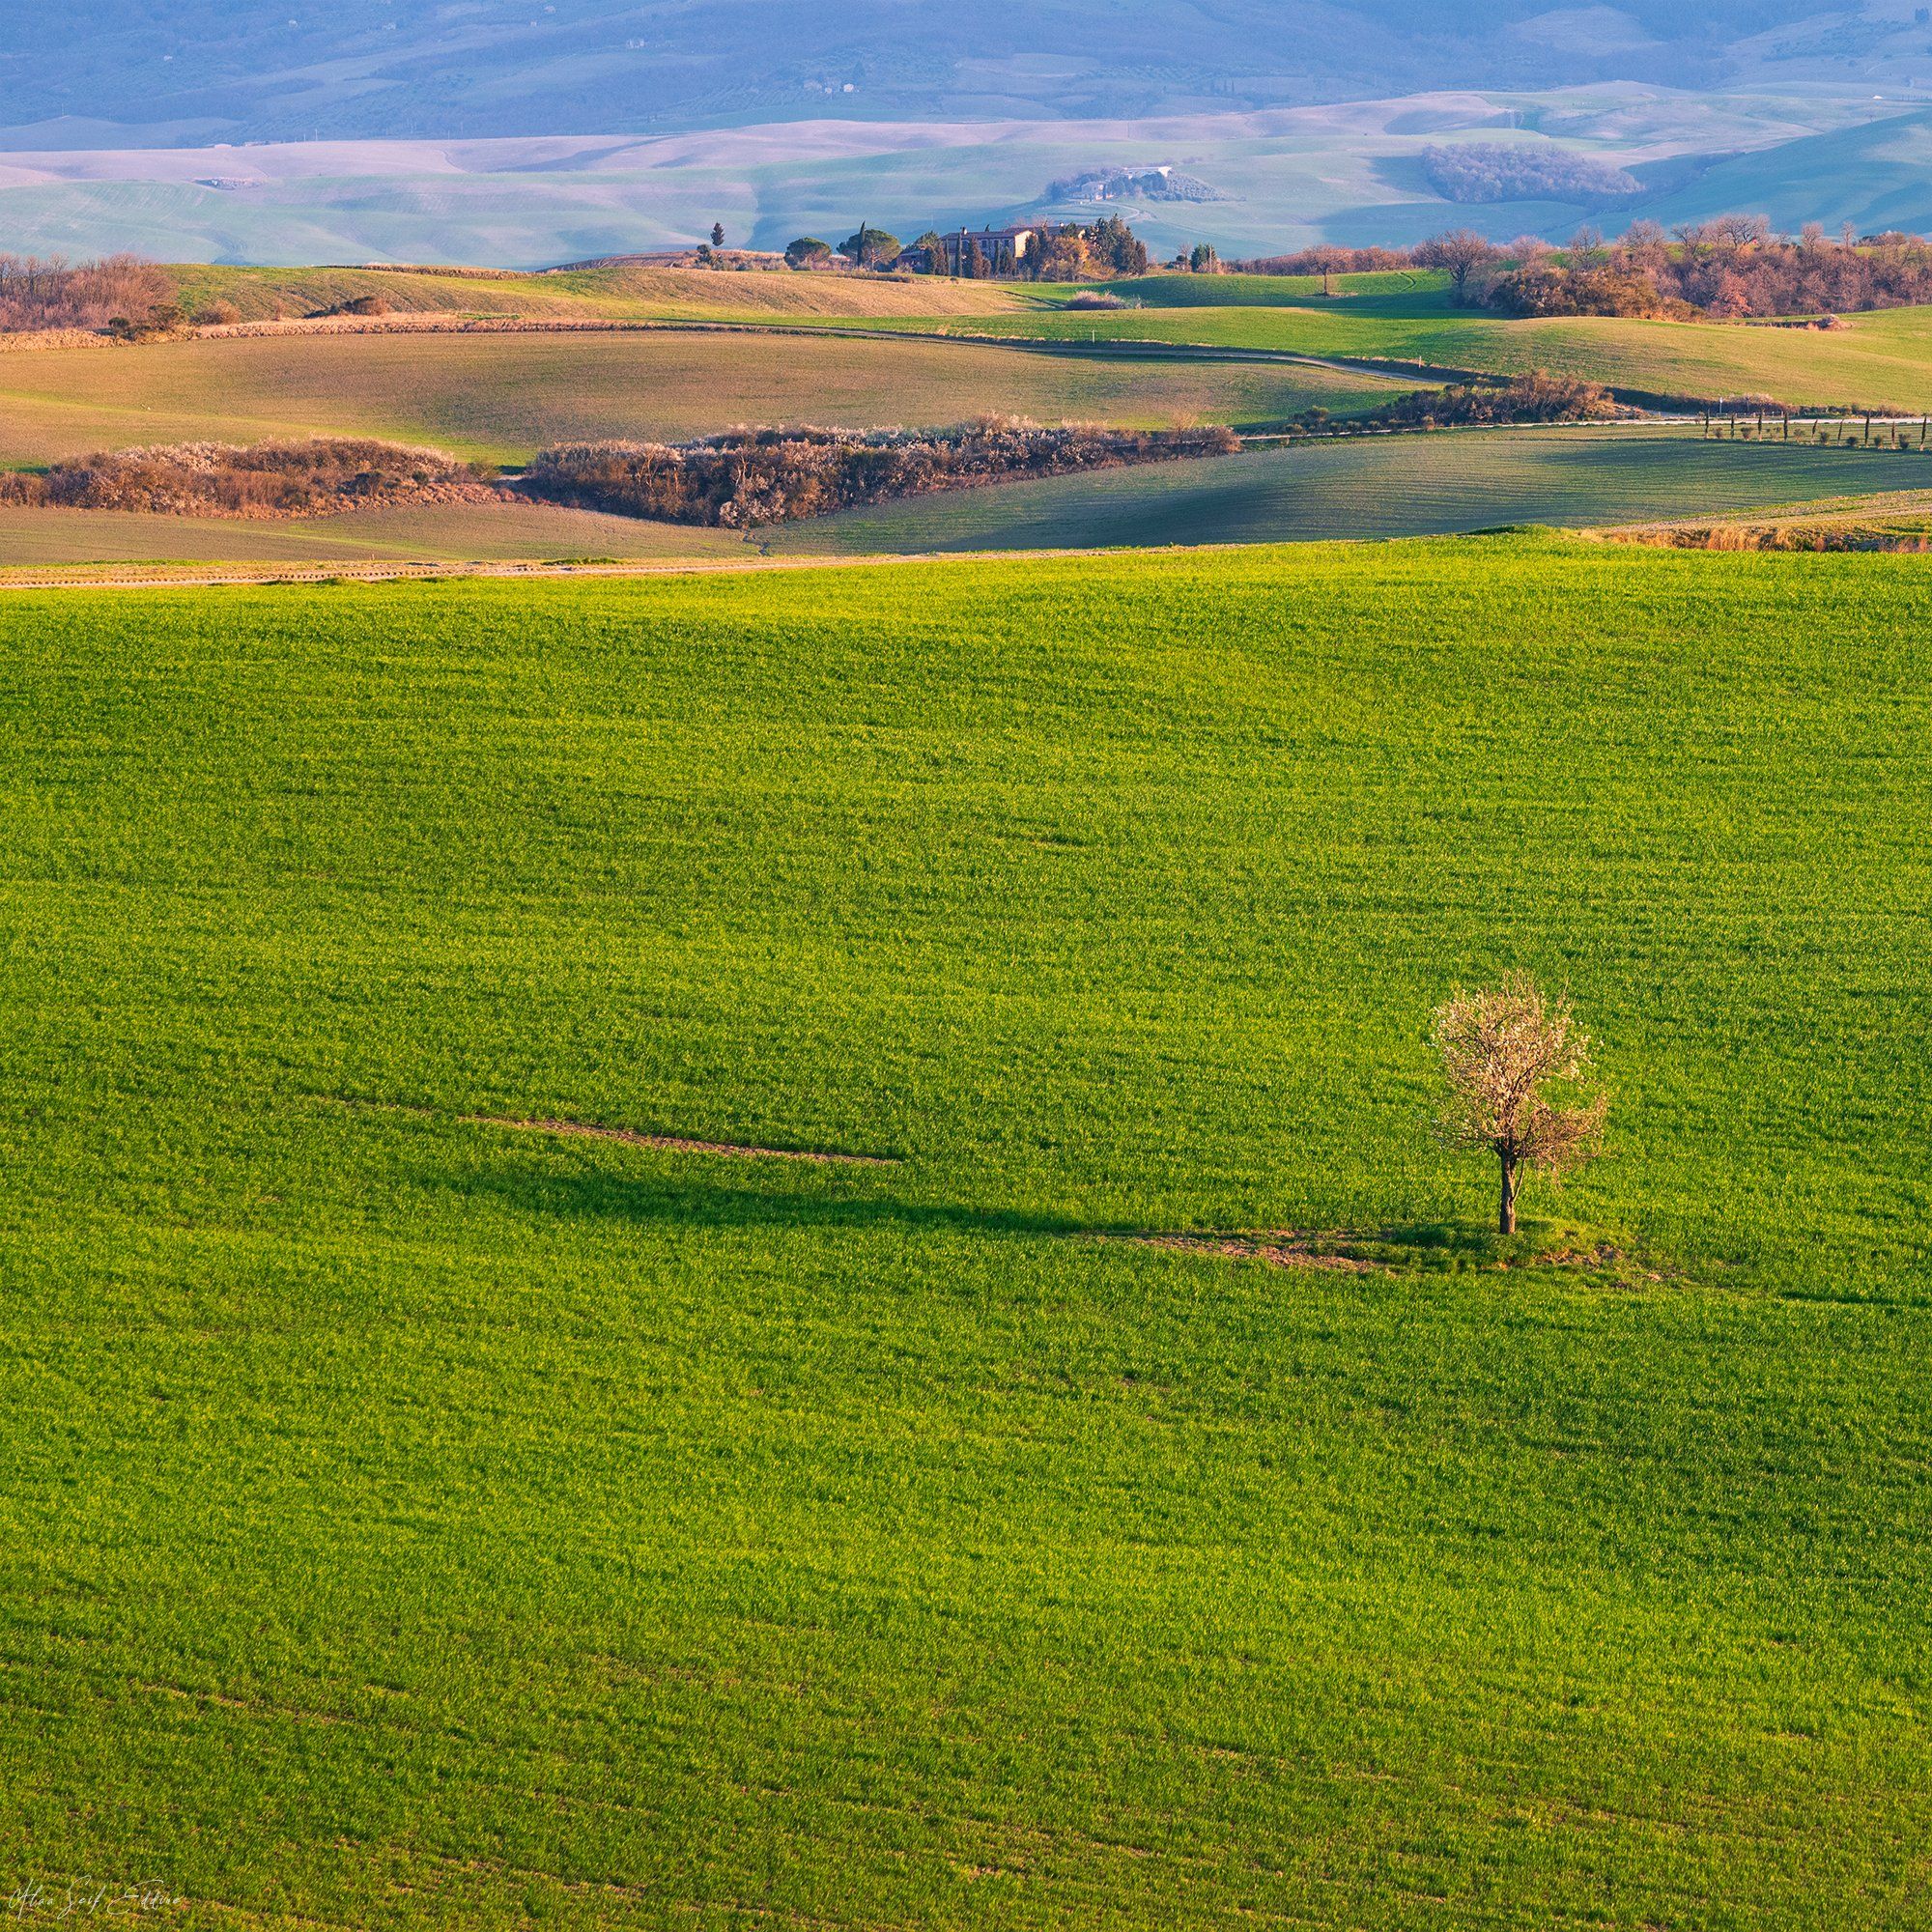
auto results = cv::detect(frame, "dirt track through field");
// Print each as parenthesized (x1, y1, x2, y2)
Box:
(0, 548, 1112, 590)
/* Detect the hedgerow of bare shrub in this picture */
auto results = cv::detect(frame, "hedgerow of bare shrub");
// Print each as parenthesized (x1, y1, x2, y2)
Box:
(521, 417, 1239, 527)
(0, 439, 489, 516)
(1366, 372, 1628, 429)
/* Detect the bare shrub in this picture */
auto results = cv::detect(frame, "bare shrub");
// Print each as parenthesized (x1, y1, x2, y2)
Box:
(1412, 230, 1503, 301)
(1229, 245, 1416, 275)
(1368, 371, 1626, 429)
(0, 439, 486, 516)
(1484, 263, 1692, 320)
(0, 254, 171, 332)
(523, 418, 1238, 528)
(1432, 974, 1608, 1234)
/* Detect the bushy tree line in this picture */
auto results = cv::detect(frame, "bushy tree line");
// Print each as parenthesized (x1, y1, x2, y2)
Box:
(1483, 219, 1932, 318)
(1420, 143, 1640, 207)
(1579, 218, 1932, 317)
(1235, 220, 1932, 319)
(523, 418, 1236, 527)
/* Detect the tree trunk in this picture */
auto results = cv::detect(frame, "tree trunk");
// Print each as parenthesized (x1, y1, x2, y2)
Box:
(1498, 1157, 1519, 1236)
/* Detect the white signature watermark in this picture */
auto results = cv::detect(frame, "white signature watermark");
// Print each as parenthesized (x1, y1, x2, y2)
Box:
(7, 1881, 183, 1921)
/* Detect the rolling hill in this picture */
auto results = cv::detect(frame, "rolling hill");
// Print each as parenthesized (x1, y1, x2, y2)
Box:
(0, 326, 1409, 469)
(5, 86, 1930, 267)
(3, 2, 1917, 148)
(767, 427, 1927, 554)
(4, 545, 1931, 1923)
(927, 283, 1932, 414)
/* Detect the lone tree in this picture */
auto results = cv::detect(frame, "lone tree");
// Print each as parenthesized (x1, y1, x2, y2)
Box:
(1415, 228, 1502, 302)
(1431, 974, 1607, 1235)
(711, 221, 726, 248)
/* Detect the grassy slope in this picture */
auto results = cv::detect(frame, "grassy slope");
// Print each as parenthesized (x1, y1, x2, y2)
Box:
(1111, 270, 1450, 306)
(46, 261, 1932, 451)
(886, 283, 1932, 414)
(88, 260, 1932, 414)
(0, 500, 747, 570)
(3, 544, 1930, 1927)
(6, 430, 1925, 572)
(774, 427, 1929, 554)
(164, 261, 1043, 324)
(0, 330, 1406, 469)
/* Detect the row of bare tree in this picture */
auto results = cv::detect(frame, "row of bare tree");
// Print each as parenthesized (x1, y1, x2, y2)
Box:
(0, 254, 170, 331)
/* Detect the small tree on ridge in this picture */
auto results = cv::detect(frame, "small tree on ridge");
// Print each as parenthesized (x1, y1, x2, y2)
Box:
(1431, 974, 1607, 1235)
(1415, 228, 1501, 302)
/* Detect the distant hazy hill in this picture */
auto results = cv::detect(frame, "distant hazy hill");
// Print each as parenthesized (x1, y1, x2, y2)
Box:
(9, 1, 1928, 147)
(6, 90, 1932, 267)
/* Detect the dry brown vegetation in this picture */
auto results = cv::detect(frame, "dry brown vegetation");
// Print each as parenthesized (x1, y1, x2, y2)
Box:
(1609, 511, 1932, 553)
(0, 254, 171, 332)
(1366, 371, 1627, 429)
(0, 419, 1243, 530)
(0, 439, 490, 516)
(1230, 245, 1422, 275)
(1484, 221, 1932, 320)
(1236, 223, 1932, 321)
(521, 419, 1239, 528)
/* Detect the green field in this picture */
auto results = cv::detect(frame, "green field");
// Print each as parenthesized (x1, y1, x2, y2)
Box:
(17, 266, 1932, 481)
(4, 428, 1923, 574)
(1088, 270, 1450, 307)
(884, 284, 1932, 415)
(5, 541, 1930, 1926)
(772, 426, 1929, 553)
(0, 329, 1410, 470)
(0, 500, 745, 572)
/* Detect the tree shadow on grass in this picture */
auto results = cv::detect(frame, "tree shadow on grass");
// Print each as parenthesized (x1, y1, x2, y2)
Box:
(433, 1152, 1612, 1278)
(437, 1157, 1110, 1246)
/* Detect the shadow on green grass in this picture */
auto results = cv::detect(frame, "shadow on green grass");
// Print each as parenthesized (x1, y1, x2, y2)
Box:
(440, 1155, 1637, 1279)
(445, 1159, 1101, 1243)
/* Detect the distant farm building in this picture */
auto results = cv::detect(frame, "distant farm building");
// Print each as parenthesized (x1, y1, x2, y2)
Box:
(942, 225, 1037, 275)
